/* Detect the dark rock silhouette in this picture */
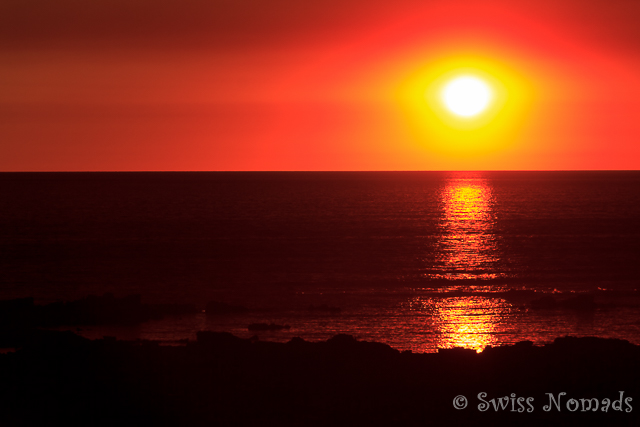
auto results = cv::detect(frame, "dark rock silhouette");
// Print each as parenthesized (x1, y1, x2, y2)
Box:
(0, 294, 196, 330)
(0, 297, 34, 312)
(437, 346, 478, 358)
(0, 297, 36, 329)
(0, 329, 638, 426)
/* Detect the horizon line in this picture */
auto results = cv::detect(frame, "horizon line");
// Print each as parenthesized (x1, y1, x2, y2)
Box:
(1, 169, 640, 173)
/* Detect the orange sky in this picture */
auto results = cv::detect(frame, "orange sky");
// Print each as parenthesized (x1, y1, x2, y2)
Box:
(2, 0, 640, 171)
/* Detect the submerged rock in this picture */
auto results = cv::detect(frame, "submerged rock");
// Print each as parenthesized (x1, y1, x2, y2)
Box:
(247, 322, 290, 331)
(529, 293, 597, 311)
(308, 304, 341, 314)
(204, 301, 249, 315)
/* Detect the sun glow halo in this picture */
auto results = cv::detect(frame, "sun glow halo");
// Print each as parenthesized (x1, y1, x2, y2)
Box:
(442, 76, 492, 117)
(393, 54, 535, 156)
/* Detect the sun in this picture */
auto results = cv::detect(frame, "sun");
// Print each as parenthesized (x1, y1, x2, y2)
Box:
(394, 55, 534, 155)
(441, 76, 492, 117)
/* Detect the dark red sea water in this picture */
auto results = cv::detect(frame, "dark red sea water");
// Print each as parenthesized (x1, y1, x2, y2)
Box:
(1, 171, 640, 351)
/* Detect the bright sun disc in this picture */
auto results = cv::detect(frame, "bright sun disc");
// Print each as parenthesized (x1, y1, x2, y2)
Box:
(442, 76, 492, 117)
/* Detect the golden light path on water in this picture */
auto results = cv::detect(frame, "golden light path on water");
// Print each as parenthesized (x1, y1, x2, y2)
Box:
(434, 177, 500, 280)
(405, 295, 510, 352)
(412, 176, 512, 352)
(431, 296, 503, 351)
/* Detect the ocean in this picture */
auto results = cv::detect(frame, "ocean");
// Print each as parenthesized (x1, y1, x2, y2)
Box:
(1, 171, 639, 352)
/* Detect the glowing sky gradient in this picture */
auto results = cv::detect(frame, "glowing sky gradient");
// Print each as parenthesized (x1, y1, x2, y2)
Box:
(2, 0, 640, 171)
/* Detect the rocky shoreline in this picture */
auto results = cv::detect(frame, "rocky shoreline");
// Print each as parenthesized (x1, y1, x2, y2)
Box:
(0, 327, 638, 426)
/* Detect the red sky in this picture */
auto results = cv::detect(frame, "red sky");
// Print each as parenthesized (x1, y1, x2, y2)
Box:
(2, 0, 640, 171)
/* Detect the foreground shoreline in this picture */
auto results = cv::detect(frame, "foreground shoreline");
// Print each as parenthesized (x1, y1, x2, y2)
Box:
(1, 329, 639, 426)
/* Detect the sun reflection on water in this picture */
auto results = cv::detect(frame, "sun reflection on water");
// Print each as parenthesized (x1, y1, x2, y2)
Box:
(431, 296, 503, 351)
(405, 295, 512, 352)
(413, 175, 512, 352)
(428, 176, 501, 280)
